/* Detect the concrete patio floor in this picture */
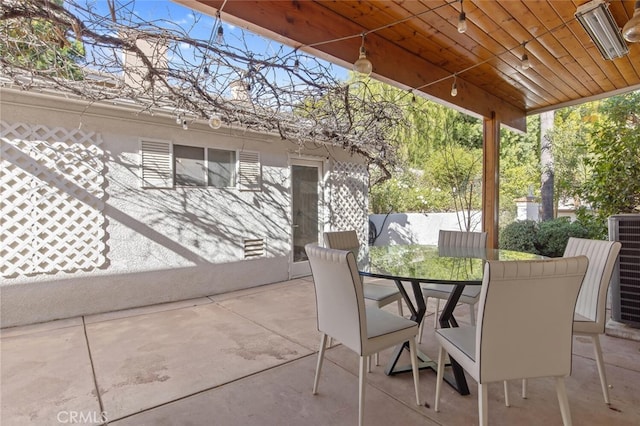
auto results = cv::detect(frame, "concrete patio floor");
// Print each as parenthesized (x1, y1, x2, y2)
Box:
(2, 277, 640, 426)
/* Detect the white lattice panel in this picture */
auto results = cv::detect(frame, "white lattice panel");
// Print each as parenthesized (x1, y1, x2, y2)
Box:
(1, 121, 106, 277)
(329, 161, 368, 244)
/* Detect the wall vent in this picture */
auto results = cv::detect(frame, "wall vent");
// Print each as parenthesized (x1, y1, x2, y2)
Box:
(609, 214, 640, 328)
(244, 238, 265, 258)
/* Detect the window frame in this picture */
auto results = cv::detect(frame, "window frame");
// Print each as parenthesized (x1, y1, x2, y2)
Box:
(141, 140, 260, 191)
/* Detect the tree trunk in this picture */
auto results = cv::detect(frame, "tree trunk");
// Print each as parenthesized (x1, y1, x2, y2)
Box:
(540, 110, 555, 221)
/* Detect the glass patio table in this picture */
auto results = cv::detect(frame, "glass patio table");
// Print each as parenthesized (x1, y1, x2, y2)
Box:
(358, 244, 543, 395)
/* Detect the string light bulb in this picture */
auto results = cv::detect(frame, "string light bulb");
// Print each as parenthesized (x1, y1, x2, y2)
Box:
(353, 33, 373, 76)
(450, 74, 458, 97)
(215, 11, 224, 44)
(622, 1, 640, 43)
(215, 26, 225, 44)
(458, 0, 467, 34)
(521, 42, 531, 70)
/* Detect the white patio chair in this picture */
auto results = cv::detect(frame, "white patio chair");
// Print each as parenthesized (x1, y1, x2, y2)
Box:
(434, 256, 588, 426)
(419, 230, 487, 342)
(518, 237, 622, 404)
(323, 231, 403, 317)
(305, 244, 420, 426)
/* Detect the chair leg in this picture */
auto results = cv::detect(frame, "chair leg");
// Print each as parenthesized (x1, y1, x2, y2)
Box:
(433, 298, 440, 328)
(374, 352, 379, 366)
(590, 334, 611, 404)
(359, 356, 367, 426)
(397, 299, 404, 317)
(408, 337, 421, 406)
(435, 346, 446, 412)
(313, 333, 328, 394)
(478, 383, 488, 426)
(367, 355, 372, 373)
(555, 377, 572, 426)
(522, 378, 527, 399)
(504, 381, 510, 407)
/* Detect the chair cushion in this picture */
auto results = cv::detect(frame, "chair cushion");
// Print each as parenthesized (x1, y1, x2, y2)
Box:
(363, 283, 401, 305)
(573, 312, 602, 334)
(421, 283, 481, 303)
(364, 307, 417, 355)
(435, 326, 478, 379)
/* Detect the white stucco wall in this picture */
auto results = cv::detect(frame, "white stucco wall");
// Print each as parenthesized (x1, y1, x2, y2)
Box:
(0, 89, 365, 327)
(369, 211, 482, 245)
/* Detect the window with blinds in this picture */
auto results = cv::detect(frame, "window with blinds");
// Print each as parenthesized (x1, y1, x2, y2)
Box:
(140, 141, 260, 191)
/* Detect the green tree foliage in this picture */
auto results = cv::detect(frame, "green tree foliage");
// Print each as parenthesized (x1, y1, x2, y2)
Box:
(368, 80, 484, 218)
(0, 0, 85, 80)
(499, 116, 541, 222)
(549, 103, 598, 209)
(430, 143, 482, 229)
(580, 91, 640, 220)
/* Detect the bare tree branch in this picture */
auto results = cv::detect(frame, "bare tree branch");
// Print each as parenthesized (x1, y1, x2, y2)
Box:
(0, 0, 414, 180)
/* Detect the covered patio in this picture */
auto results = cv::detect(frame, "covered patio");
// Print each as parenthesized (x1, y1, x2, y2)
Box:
(2, 2, 640, 424)
(2, 278, 639, 425)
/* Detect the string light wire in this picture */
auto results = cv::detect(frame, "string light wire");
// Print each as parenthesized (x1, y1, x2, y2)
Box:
(284, 0, 586, 101)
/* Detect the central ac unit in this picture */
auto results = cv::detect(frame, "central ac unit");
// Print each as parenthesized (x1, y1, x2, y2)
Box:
(609, 214, 640, 328)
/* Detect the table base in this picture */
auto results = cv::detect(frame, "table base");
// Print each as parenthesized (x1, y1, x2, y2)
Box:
(384, 341, 470, 395)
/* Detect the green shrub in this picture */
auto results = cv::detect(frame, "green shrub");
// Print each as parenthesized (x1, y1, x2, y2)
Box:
(574, 207, 608, 240)
(500, 217, 591, 257)
(536, 218, 589, 257)
(499, 220, 538, 254)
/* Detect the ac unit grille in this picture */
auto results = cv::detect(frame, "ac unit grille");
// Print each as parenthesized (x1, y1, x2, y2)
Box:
(609, 215, 640, 328)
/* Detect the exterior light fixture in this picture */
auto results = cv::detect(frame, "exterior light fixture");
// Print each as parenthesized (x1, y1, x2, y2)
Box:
(458, 0, 467, 34)
(450, 74, 458, 97)
(208, 113, 222, 129)
(353, 33, 373, 76)
(622, 1, 640, 43)
(521, 42, 531, 70)
(575, 0, 629, 60)
(182, 119, 188, 130)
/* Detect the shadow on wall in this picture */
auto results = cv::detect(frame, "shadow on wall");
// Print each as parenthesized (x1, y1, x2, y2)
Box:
(369, 212, 482, 246)
(1, 122, 292, 280)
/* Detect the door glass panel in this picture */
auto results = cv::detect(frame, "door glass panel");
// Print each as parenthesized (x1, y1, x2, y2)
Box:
(292, 165, 319, 262)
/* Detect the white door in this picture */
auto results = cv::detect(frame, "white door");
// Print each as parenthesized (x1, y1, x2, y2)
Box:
(290, 159, 323, 278)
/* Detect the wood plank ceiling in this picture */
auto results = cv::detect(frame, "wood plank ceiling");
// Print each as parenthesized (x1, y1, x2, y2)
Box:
(179, 0, 640, 132)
